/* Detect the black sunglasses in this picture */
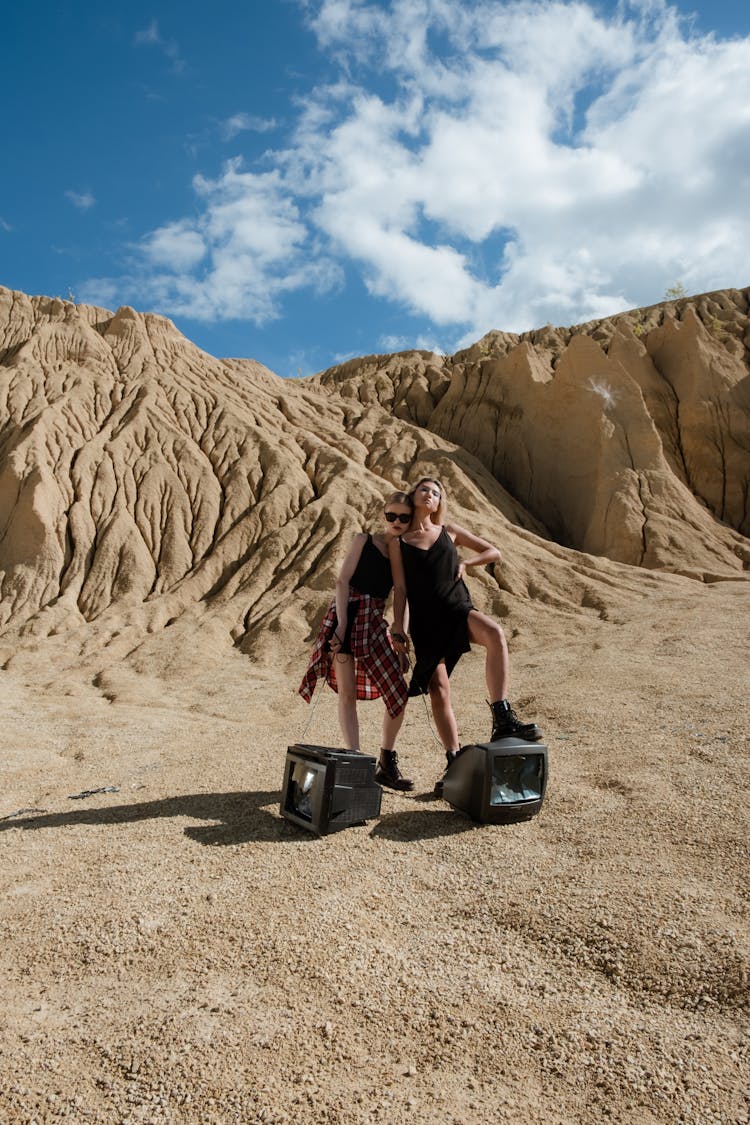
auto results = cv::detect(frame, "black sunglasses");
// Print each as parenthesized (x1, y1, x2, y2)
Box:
(384, 512, 411, 523)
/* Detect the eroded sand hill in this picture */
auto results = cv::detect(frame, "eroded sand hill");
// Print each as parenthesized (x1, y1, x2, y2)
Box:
(0, 285, 748, 1124)
(315, 288, 750, 574)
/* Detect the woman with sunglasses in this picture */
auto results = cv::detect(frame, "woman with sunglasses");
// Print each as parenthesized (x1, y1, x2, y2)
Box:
(299, 492, 414, 791)
(389, 477, 541, 793)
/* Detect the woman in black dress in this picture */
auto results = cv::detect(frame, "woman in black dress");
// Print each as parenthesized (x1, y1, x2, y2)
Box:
(389, 477, 541, 790)
(299, 492, 414, 790)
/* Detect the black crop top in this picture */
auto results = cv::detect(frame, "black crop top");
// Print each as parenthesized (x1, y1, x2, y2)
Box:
(349, 534, 393, 600)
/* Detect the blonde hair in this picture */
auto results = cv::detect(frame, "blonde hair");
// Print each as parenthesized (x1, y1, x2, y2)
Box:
(408, 477, 447, 524)
(384, 490, 413, 510)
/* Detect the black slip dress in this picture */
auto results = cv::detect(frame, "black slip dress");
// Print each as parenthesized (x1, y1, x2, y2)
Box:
(339, 534, 392, 653)
(349, 534, 392, 599)
(400, 527, 473, 696)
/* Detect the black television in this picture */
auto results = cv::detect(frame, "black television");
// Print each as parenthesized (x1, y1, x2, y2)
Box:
(442, 738, 548, 824)
(280, 744, 383, 835)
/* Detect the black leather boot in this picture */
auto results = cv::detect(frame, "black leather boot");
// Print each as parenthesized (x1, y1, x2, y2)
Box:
(375, 749, 414, 791)
(490, 700, 542, 742)
(434, 749, 461, 797)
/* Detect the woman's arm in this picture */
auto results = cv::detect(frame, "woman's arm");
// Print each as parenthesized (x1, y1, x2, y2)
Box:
(447, 522, 502, 581)
(387, 539, 410, 670)
(331, 533, 367, 651)
(387, 538, 409, 637)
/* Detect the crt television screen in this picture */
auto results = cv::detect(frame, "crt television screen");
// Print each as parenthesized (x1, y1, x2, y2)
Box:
(490, 754, 544, 806)
(284, 758, 325, 824)
(442, 740, 548, 824)
(280, 746, 383, 834)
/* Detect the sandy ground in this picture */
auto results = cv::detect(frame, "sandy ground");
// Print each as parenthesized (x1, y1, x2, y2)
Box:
(0, 579, 748, 1125)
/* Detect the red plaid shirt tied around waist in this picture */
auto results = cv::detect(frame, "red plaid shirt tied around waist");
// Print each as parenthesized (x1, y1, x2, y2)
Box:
(299, 592, 408, 718)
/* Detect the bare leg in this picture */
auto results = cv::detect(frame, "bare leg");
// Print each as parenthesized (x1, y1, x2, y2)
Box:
(381, 705, 405, 752)
(467, 610, 542, 741)
(467, 609, 509, 702)
(428, 662, 461, 753)
(334, 655, 359, 750)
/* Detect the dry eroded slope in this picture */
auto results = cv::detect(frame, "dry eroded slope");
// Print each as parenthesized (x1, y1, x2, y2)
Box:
(314, 287, 750, 573)
(0, 284, 749, 691)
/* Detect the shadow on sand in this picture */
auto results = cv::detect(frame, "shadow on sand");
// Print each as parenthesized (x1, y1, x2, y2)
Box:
(0, 790, 305, 847)
(1, 790, 480, 846)
(369, 806, 478, 841)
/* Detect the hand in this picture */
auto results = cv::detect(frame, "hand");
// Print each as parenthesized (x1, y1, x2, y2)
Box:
(329, 631, 344, 653)
(390, 631, 410, 652)
(454, 562, 466, 583)
(391, 633, 410, 674)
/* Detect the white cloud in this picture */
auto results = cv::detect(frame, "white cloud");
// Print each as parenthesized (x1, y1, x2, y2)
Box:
(378, 334, 410, 353)
(134, 19, 161, 46)
(134, 19, 185, 72)
(141, 222, 207, 271)
(98, 0, 750, 342)
(65, 190, 96, 211)
(114, 162, 341, 322)
(220, 113, 277, 140)
(379, 333, 447, 355)
(292, 0, 750, 336)
(78, 277, 120, 309)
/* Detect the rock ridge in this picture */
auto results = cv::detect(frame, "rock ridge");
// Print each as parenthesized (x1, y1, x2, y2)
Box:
(313, 285, 750, 571)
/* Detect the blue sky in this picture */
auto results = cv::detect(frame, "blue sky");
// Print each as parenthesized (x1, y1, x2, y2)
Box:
(2, 0, 748, 377)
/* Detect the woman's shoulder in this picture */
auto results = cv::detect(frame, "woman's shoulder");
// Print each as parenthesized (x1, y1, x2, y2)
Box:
(343, 530, 369, 560)
(444, 521, 470, 541)
(369, 531, 387, 552)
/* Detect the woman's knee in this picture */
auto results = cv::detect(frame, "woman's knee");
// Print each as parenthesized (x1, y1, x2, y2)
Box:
(470, 613, 505, 650)
(429, 672, 452, 708)
(489, 621, 506, 651)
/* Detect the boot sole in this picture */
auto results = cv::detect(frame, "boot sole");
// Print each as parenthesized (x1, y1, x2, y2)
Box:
(375, 773, 414, 792)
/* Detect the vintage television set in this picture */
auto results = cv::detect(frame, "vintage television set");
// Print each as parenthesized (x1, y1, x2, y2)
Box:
(442, 738, 548, 824)
(280, 744, 383, 835)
